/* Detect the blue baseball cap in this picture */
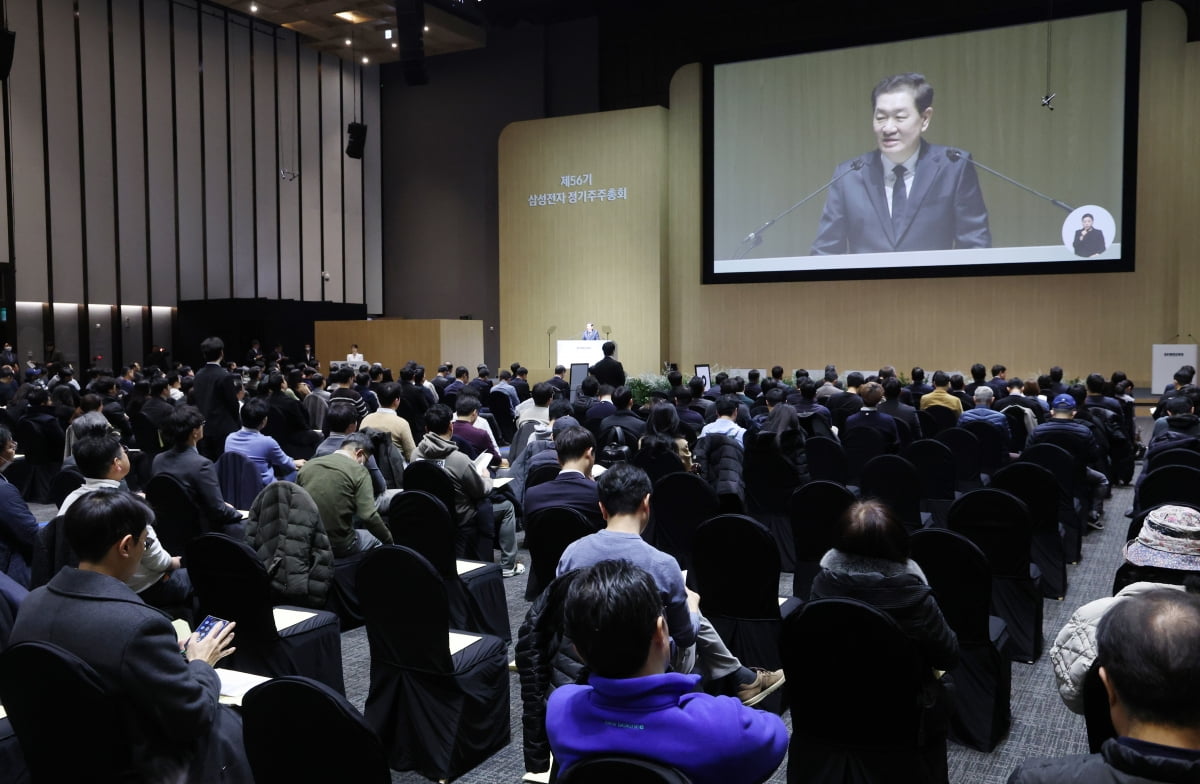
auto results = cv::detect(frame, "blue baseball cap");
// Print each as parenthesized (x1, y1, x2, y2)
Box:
(1051, 394, 1076, 411)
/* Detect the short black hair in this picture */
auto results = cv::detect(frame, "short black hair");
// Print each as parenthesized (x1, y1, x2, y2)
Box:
(771, 365, 784, 380)
(911, 367, 925, 383)
(882, 377, 902, 400)
(64, 488, 152, 564)
(166, 405, 205, 448)
(240, 397, 270, 429)
(376, 382, 401, 408)
(455, 366, 470, 380)
(602, 341, 616, 357)
(1086, 373, 1106, 393)
(799, 378, 817, 401)
(555, 426, 595, 463)
(72, 432, 124, 479)
(1082, 212, 1094, 221)
(455, 394, 481, 416)
(580, 376, 599, 397)
(596, 462, 653, 517)
(949, 373, 965, 391)
(971, 363, 987, 382)
(834, 500, 909, 564)
(764, 387, 786, 406)
(200, 337, 224, 362)
(846, 371, 864, 388)
(532, 382, 554, 407)
(991, 364, 1006, 377)
(612, 385, 634, 410)
(554, 365, 566, 375)
(324, 402, 359, 435)
(424, 403, 453, 435)
(1097, 589, 1200, 727)
(549, 400, 574, 421)
(1167, 395, 1193, 415)
(715, 394, 738, 417)
(931, 370, 949, 387)
(564, 560, 662, 679)
(1049, 366, 1064, 382)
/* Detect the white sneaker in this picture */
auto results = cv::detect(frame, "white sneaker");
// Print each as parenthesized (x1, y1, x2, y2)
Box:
(503, 563, 526, 578)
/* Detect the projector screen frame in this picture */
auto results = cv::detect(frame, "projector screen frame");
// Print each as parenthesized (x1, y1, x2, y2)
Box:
(700, 1, 1141, 285)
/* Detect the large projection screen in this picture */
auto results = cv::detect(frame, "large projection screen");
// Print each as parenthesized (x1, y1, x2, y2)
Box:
(705, 6, 1138, 284)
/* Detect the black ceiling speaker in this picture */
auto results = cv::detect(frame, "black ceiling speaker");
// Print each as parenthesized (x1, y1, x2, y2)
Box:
(0, 29, 14, 82)
(345, 122, 367, 159)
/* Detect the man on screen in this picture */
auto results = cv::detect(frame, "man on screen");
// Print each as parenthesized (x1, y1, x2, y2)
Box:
(810, 73, 991, 255)
(1073, 213, 1106, 257)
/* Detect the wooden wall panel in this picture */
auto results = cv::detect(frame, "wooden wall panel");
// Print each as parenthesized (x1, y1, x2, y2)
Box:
(499, 107, 668, 379)
(9, 0, 48, 302)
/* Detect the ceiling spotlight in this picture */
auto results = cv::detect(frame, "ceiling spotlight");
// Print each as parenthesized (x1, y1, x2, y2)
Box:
(361, 56, 368, 64)
(249, 2, 257, 11)
(423, 25, 429, 32)
(391, 42, 397, 49)
(344, 38, 352, 46)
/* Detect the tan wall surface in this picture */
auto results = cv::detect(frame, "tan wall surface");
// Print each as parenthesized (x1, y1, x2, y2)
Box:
(667, 1, 1198, 384)
(315, 319, 483, 377)
(499, 107, 669, 380)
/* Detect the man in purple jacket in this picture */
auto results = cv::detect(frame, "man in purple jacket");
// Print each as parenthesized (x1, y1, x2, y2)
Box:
(547, 559, 787, 784)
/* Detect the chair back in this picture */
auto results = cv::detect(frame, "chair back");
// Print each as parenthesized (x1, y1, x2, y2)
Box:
(1002, 407, 1031, 453)
(525, 506, 596, 598)
(1147, 446, 1200, 473)
(991, 462, 1059, 536)
(840, 426, 886, 483)
(49, 467, 85, 508)
(1018, 442, 1079, 496)
(186, 533, 281, 643)
(486, 390, 517, 444)
(403, 461, 457, 518)
(692, 514, 781, 619)
(902, 438, 956, 500)
(742, 432, 802, 516)
(947, 489, 1033, 578)
(1081, 662, 1117, 753)
(935, 427, 982, 486)
(1137, 465, 1200, 514)
(630, 448, 686, 485)
(782, 598, 923, 745)
(214, 450, 264, 510)
(144, 473, 206, 556)
(526, 463, 561, 489)
(357, 545, 455, 673)
(130, 411, 165, 455)
(789, 480, 855, 596)
(387, 491, 457, 577)
(960, 420, 1008, 473)
(649, 472, 720, 571)
(508, 420, 540, 464)
(859, 454, 922, 530)
(0, 641, 136, 779)
(558, 756, 692, 784)
(302, 393, 329, 432)
(804, 435, 849, 485)
(909, 528, 993, 642)
(924, 405, 959, 434)
(796, 412, 836, 440)
(243, 676, 391, 784)
(915, 408, 940, 438)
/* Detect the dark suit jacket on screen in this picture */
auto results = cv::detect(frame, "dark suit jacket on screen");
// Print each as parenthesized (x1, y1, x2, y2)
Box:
(810, 141, 991, 255)
(1073, 227, 1106, 257)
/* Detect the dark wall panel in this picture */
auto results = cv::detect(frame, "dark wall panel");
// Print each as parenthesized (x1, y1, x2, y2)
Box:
(145, 0, 178, 306)
(228, 16, 256, 296)
(113, 0, 149, 306)
(253, 25, 280, 299)
(9, 0, 49, 302)
(173, 2, 205, 300)
(43, 0, 84, 304)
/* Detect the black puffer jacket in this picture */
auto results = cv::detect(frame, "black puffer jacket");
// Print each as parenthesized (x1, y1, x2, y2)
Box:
(693, 433, 745, 501)
(244, 481, 334, 609)
(515, 570, 587, 774)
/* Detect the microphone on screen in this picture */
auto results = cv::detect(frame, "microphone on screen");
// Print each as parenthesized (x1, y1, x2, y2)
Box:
(731, 157, 868, 260)
(944, 149, 1074, 213)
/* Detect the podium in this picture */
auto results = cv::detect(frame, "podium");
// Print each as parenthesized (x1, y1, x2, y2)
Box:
(557, 340, 605, 369)
(1152, 344, 1199, 394)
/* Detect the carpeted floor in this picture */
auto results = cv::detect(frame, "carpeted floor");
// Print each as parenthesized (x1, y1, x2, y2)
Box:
(331, 477, 1140, 784)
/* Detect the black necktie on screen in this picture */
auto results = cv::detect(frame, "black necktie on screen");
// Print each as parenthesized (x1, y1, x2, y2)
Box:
(891, 164, 907, 237)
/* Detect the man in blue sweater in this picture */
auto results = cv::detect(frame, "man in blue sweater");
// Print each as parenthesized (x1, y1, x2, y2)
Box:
(547, 559, 788, 784)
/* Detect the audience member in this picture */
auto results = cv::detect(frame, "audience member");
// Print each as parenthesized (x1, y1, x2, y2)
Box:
(699, 395, 747, 447)
(359, 382, 418, 461)
(589, 341, 626, 388)
(958, 386, 1011, 439)
(843, 381, 900, 452)
(223, 398, 302, 485)
(556, 463, 786, 705)
(918, 370, 963, 415)
(452, 394, 502, 470)
(598, 385, 647, 441)
(1027, 394, 1109, 524)
(296, 431, 393, 558)
(547, 559, 788, 784)
(191, 337, 241, 460)
(152, 405, 246, 536)
(0, 426, 38, 587)
(9, 489, 251, 781)
(523, 425, 604, 528)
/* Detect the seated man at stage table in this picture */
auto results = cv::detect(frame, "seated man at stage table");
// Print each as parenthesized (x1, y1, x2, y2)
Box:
(547, 558, 788, 784)
(811, 72, 991, 255)
(1009, 589, 1200, 783)
(9, 489, 251, 782)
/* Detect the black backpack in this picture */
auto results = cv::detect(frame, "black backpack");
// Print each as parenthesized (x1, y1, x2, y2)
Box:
(597, 426, 633, 468)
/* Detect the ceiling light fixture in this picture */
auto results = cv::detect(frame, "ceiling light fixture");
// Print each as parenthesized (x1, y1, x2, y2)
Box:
(249, 2, 258, 12)
(361, 56, 369, 64)
(344, 38, 352, 46)
(423, 25, 429, 32)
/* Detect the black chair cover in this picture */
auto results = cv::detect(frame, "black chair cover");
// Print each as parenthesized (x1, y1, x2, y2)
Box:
(859, 454, 923, 531)
(781, 599, 943, 783)
(214, 451, 263, 510)
(903, 439, 957, 528)
(526, 463, 561, 489)
(960, 420, 1008, 475)
(524, 506, 596, 601)
(841, 426, 886, 485)
(357, 546, 509, 781)
(692, 514, 791, 714)
(508, 420, 540, 464)
(49, 467, 85, 509)
(650, 472, 719, 572)
(935, 428, 983, 491)
(743, 433, 803, 571)
(910, 528, 1012, 752)
(144, 473, 207, 559)
(992, 462, 1067, 600)
(243, 676, 391, 784)
(558, 755, 693, 784)
(388, 490, 511, 643)
(924, 405, 959, 435)
(1018, 442, 1084, 563)
(186, 533, 344, 691)
(804, 436, 849, 485)
(948, 489, 1043, 663)
(0, 641, 135, 781)
(30, 516, 77, 589)
(1135, 465, 1200, 517)
(631, 449, 686, 486)
(1146, 445, 1200, 473)
(789, 481, 855, 597)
